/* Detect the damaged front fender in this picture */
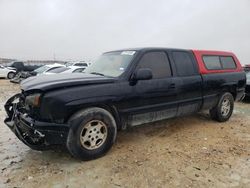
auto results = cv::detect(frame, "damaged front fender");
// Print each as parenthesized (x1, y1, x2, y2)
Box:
(4, 94, 70, 150)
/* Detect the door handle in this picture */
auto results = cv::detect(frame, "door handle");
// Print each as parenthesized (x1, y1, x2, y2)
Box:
(169, 83, 175, 89)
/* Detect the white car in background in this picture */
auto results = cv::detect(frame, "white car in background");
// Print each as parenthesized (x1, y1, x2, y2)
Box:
(44, 66, 86, 75)
(65, 61, 90, 67)
(0, 65, 16, 79)
(33, 63, 64, 75)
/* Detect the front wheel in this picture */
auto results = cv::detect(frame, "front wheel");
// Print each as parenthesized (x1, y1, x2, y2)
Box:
(210, 92, 234, 122)
(7, 72, 16, 79)
(66, 107, 117, 161)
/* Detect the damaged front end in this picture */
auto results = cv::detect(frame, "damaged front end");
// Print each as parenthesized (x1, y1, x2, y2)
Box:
(4, 93, 69, 150)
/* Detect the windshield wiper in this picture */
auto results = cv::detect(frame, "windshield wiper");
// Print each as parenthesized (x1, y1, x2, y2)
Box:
(90, 72, 105, 76)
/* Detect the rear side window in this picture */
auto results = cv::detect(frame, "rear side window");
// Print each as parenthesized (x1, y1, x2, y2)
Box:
(75, 63, 88, 67)
(220, 56, 236, 69)
(203, 56, 221, 70)
(203, 55, 236, 70)
(172, 51, 197, 76)
(137, 51, 172, 79)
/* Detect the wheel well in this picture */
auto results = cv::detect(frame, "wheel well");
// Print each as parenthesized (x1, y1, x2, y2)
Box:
(221, 85, 237, 100)
(8, 71, 15, 75)
(95, 104, 122, 130)
(67, 104, 122, 130)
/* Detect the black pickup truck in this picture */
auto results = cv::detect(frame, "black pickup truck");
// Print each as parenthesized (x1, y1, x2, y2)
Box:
(4, 48, 246, 160)
(8, 61, 42, 72)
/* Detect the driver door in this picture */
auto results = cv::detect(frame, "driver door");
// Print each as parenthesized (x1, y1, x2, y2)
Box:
(125, 51, 178, 126)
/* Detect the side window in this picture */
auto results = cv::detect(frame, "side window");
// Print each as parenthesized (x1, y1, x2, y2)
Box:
(173, 51, 197, 76)
(220, 56, 236, 69)
(47, 67, 61, 72)
(203, 56, 221, 70)
(75, 63, 88, 67)
(137, 52, 171, 79)
(73, 68, 85, 73)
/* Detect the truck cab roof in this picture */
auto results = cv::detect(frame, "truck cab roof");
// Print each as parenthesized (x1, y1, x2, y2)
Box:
(106, 48, 243, 75)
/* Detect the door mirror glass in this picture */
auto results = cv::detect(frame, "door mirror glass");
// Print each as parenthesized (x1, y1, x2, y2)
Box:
(134, 68, 153, 81)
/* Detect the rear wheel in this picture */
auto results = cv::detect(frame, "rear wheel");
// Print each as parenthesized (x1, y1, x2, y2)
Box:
(66, 107, 117, 160)
(7, 72, 15, 79)
(210, 92, 234, 122)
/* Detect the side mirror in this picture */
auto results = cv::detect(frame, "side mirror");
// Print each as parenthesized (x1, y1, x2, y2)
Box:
(133, 68, 153, 81)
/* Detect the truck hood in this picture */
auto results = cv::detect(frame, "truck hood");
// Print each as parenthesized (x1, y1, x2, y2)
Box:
(21, 73, 115, 91)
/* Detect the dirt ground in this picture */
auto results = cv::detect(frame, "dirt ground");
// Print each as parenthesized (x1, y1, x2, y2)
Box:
(0, 79, 249, 188)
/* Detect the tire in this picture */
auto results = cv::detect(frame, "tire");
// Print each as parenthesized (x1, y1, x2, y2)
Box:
(209, 92, 234, 122)
(66, 107, 117, 161)
(7, 72, 16, 79)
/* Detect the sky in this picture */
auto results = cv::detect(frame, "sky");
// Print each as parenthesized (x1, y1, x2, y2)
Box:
(0, 0, 249, 64)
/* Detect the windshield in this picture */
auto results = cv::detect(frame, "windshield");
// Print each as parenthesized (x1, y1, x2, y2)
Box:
(34, 65, 50, 73)
(84, 51, 136, 77)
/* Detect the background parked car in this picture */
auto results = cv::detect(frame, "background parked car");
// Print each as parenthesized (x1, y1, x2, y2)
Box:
(44, 66, 86, 75)
(32, 63, 65, 75)
(0, 65, 16, 79)
(65, 61, 89, 68)
(245, 72, 250, 99)
(10, 63, 65, 84)
(10, 71, 36, 84)
(61, 66, 86, 73)
(7, 61, 42, 72)
(244, 64, 250, 72)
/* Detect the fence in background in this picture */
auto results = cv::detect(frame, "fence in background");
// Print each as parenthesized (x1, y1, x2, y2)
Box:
(0, 58, 65, 66)
(0, 58, 15, 64)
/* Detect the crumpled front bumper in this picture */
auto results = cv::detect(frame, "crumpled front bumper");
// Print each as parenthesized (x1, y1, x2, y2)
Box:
(4, 94, 69, 150)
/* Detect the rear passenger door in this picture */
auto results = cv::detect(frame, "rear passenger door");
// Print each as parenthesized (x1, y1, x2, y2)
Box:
(170, 50, 203, 116)
(128, 51, 178, 126)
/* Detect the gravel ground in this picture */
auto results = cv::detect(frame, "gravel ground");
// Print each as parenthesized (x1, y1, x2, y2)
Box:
(0, 79, 249, 188)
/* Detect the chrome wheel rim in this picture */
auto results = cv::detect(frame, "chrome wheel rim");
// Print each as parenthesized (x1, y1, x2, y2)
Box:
(221, 98, 230, 116)
(80, 120, 108, 150)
